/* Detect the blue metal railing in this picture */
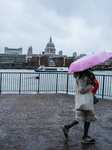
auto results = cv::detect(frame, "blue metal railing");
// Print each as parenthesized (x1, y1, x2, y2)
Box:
(0, 72, 112, 98)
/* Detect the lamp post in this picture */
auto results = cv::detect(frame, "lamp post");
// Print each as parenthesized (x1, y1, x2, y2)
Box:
(38, 56, 41, 66)
(63, 56, 66, 67)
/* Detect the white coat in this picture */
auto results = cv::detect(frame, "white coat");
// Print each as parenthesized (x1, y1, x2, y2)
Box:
(74, 73, 94, 111)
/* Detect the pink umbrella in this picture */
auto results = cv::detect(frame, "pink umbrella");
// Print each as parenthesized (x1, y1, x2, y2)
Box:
(68, 51, 112, 74)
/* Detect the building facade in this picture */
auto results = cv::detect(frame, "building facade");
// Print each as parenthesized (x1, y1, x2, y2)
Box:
(27, 55, 75, 68)
(5, 47, 22, 55)
(73, 52, 77, 57)
(0, 54, 26, 68)
(27, 46, 33, 55)
(59, 51, 63, 56)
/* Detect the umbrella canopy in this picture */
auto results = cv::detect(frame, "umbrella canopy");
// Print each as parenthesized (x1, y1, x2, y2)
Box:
(68, 51, 112, 74)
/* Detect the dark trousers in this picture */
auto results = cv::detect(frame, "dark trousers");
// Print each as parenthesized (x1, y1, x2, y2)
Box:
(65, 120, 90, 139)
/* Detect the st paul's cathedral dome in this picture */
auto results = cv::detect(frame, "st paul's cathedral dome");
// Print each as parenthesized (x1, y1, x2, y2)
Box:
(44, 37, 56, 56)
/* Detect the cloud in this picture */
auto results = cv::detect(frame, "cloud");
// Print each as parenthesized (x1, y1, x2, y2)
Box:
(0, 0, 112, 56)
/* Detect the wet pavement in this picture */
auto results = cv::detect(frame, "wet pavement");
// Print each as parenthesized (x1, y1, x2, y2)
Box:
(0, 94, 112, 150)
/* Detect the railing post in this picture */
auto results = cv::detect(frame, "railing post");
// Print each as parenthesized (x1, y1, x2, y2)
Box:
(37, 74, 40, 94)
(0, 73, 2, 94)
(66, 74, 69, 94)
(102, 75, 105, 99)
(19, 73, 21, 94)
(56, 73, 58, 94)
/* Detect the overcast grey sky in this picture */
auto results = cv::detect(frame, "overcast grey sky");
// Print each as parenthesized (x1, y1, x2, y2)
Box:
(0, 0, 112, 56)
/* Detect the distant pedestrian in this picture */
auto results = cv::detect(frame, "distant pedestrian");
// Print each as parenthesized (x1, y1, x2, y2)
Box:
(62, 69, 97, 144)
(91, 72, 99, 104)
(92, 78, 99, 95)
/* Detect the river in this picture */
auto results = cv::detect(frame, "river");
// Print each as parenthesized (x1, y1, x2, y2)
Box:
(0, 69, 112, 75)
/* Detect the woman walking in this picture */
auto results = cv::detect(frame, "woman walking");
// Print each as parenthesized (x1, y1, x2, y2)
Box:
(62, 69, 97, 144)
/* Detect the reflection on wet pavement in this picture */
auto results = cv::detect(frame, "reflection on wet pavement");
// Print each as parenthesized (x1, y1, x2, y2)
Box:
(0, 94, 112, 149)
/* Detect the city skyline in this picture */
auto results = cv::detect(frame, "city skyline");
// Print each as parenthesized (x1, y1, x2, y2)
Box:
(3, 37, 79, 57)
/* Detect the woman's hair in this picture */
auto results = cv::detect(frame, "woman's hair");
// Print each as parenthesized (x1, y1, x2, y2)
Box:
(79, 69, 95, 81)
